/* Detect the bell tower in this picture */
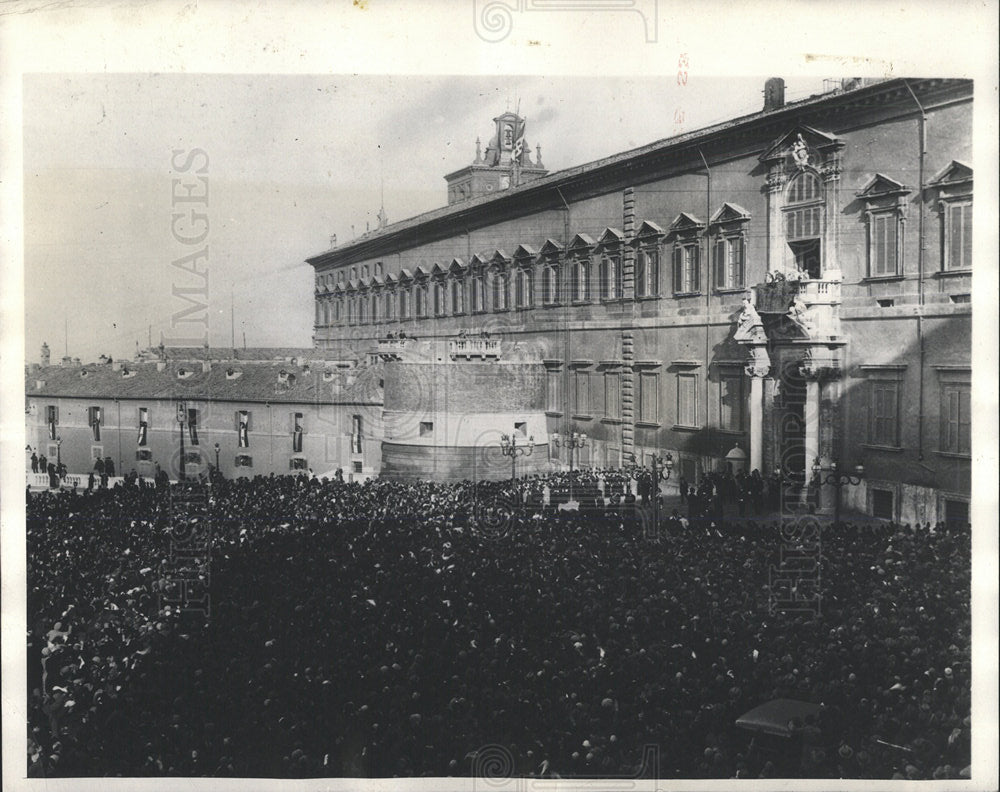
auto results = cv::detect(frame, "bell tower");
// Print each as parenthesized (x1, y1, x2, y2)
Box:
(444, 110, 548, 205)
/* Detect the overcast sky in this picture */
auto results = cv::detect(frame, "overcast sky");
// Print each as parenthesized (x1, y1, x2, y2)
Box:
(22, 73, 837, 363)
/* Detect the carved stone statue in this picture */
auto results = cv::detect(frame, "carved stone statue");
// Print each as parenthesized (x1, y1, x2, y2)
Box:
(734, 297, 764, 341)
(791, 133, 810, 169)
(786, 294, 813, 333)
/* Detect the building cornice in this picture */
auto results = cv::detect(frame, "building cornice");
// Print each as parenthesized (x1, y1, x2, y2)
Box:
(307, 79, 971, 271)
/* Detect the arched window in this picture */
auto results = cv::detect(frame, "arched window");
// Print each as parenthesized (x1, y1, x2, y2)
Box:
(784, 171, 824, 279)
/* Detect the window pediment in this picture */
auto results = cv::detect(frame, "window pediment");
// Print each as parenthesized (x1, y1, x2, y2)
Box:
(567, 233, 597, 255)
(593, 228, 624, 252)
(929, 160, 972, 189)
(631, 219, 666, 245)
(857, 173, 910, 200)
(709, 203, 751, 228)
(668, 212, 705, 237)
(513, 243, 538, 262)
(538, 238, 565, 257)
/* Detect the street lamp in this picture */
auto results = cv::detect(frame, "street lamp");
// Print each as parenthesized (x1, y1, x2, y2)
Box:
(177, 402, 187, 482)
(214, 442, 221, 472)
(551, 431, 586, 502)
(56, 435, 62, 474)
(812, 458, 865, 525)
(499, 432, 534, 483)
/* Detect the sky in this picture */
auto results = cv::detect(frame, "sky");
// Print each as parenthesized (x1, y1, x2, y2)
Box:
(22, 73, 833, 363)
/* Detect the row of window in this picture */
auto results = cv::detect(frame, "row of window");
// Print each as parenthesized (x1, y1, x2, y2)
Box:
(315, 244, 750, 327)
(316, 165, 973, 324)
(544, 368, 746, 433)
(867, 379, 970, 454)
(44, 406, 366, 454)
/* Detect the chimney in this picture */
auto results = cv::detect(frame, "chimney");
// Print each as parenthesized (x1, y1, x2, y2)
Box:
(112, 359, 122, 371)
(41, 342, 50, 366)
(764, 77, 785, 111)
(156, 360, 166, 372)
(61, 355, 73, 367)
(202, 360, 212, 373)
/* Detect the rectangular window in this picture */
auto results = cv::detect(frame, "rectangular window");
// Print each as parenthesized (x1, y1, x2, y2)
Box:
(235, 454, 253, 468)
(605, 371, 621, 419)
(187, 408, 199, 445)
(136, 448, 153, 462)
(944, 499, 969, 527)
(714, 237, 745, 290)
(636, 248, 659, 298)
(452, 279, 465, 314)
(941, 385, 971, 454)
(673, 245, 700, 293)
(719, 373, 745, 432)
(47, 405, 59, 440)
(352, 414, 363, 453)
(871, 488, 894, 520)
(419, 421, 433, 437)
(573, 259, 591, 302)
(515, 268, 532, 308)
(546, 369, 562, 413)
(574, 371, 590, 415)
(543, 264, 560, 304)
(137, 407, 148, 446)
(292, 412, 304, 453)
(871, 213, 899, 277)
(600, 256, 620, 300)
(236, 410, 252, 448)
(945, 201, 972, 271)
(415, 285, 427, 318)
(353, 461, 363, 474)
(88, 406, 102, 441)
(639, 372, 659, 424)
(786, 205, 822, 239)
(399, 288, 410, 319)
(677, 372, 698, 428)
(869, 381, 900, 447)
(290, 457, 308, 471)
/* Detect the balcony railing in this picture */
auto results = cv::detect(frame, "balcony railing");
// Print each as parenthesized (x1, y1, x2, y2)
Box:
(449, 338, 502, 359)
(753, 277, 841, 313)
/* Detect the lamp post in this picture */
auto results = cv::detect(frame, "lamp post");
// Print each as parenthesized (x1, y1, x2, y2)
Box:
(551, 431, 586, 502)
(499, 432, 534, 482)
(811, 458, 865, 525)
(177, 402, 187, 481)
(56, 435, 62, 473)
(214, 442, 220, 471)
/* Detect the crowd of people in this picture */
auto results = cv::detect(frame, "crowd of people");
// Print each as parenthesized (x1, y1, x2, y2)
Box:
(26, 471, 971, 779)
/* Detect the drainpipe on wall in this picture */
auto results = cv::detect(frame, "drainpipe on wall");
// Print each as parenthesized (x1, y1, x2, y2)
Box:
(699, 149, 712, 467)
(903, 80, 928, 461)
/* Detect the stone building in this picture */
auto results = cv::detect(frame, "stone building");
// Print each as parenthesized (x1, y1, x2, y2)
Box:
(307, 78, 973, 525)
(25, 346, 383, 482)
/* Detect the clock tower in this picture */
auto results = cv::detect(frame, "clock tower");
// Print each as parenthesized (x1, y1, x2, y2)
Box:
(444, 110, 549, 205)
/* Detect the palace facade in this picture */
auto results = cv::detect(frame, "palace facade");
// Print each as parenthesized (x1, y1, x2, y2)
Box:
(307, 78, 974, 525)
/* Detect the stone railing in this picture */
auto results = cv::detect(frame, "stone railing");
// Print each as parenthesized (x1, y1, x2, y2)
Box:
(449, 338, 502, 359)
(753, 277, 842, 313)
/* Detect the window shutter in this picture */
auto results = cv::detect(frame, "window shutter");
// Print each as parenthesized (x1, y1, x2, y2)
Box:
(635, 252, 646, 298)
(691, 246, 701, 292)
(959, 389, 970, 452)
(714, 238, 726, 289)
(672, 247, 682, 293)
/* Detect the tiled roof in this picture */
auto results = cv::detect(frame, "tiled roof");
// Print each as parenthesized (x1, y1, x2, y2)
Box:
(26, 360, 383, 405)
(155, 346, 317, 362)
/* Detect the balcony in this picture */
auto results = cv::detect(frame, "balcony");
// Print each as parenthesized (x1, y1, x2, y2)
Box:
(376, 338, 409, 360)
(449, 338, 502, 360)
(752, 277, 841, 313)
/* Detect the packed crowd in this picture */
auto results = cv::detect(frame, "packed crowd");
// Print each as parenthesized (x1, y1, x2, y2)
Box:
(27, 471, 971, 779)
